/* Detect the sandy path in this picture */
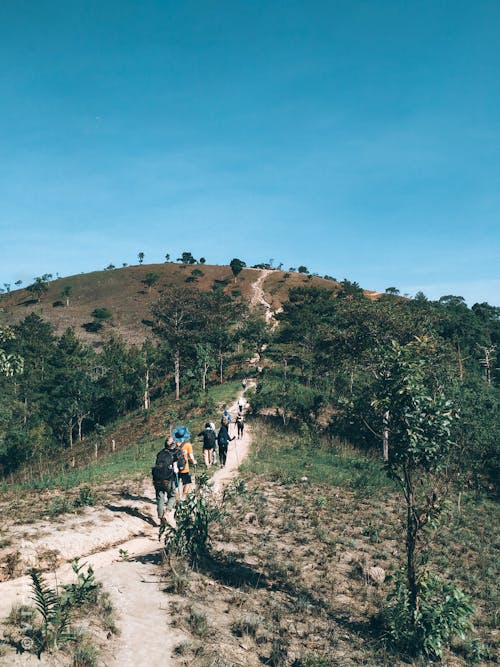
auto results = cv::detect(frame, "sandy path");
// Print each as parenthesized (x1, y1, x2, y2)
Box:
(0, 386, 253, 666)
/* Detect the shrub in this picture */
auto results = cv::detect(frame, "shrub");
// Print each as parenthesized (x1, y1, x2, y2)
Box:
(384, 569, 474, 660)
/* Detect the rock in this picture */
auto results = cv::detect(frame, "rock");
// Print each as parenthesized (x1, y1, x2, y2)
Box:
(368, 566, 386, 585)
(244, 512, 258, 524)
(300, 476, 308, 482)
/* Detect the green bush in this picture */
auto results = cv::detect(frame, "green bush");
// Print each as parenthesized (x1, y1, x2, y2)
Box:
(161, 473, 221, 567)
(385, 569, 474, 660)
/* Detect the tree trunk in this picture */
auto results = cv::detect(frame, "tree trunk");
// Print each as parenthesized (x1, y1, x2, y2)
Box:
(457, 343, 463, 381)
(68, 423, 74, 449)
(382, 411, 389, 461)
(202, 360, 208, 392)
(144, 368, 150, 410)
(405, 466, 418, 612)
(77, 416, 83, 441)
(174, 349, 180, 400)
(219, 350, 223, 384)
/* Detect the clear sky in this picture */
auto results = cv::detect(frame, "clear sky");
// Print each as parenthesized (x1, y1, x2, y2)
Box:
(1, 1, 498, 305)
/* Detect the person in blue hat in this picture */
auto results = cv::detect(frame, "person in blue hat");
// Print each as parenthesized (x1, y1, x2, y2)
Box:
(173, 425, 197, 499)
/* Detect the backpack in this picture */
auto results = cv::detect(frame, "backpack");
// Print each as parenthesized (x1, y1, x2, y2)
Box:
(203, 429, 216, 449)
(152, 448, 185, 488)
(217, 427, 229, 447)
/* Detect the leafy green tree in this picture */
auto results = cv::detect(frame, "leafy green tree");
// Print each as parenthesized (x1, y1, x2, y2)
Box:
(297, 265, 308, 274)
(60, 285, 73, 307)
(199, 257, 206, 264)
(152, 286, 206, 399)
(177, 251, 196, 264)
(165, 253, 170, 262)
(51, 329, 97, 447)
(143, 272, 160, 292)
(27, 276, 49, 302)
(91, 307, 113, 331)
(138, 252, 144, 265)
(0, 328, 23, 377)
(372, 338, 456, 613)
(229, 258, 246, 282)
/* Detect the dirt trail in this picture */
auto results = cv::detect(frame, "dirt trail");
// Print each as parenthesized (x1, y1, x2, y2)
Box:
(0, 387, 254, 666)
(250, 269, 273, 322)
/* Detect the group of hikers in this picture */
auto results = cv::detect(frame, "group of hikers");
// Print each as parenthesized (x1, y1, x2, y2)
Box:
(152, 387, 247, 526)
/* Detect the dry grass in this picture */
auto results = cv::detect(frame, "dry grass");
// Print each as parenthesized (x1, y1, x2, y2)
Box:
(166, 419, 498, 667)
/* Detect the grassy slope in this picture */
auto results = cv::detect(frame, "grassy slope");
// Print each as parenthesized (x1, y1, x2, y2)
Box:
(0, 263, 378, 346)
(167, 418, 498, 667)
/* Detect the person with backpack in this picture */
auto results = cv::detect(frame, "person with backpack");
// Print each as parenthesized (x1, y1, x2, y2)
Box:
(198, 422, 217, 468)
(217, 419, 234, 468)
(236, 414, 244, 439)
(152, 436, 186, 525)
(173, 425, 197, 499)
(237, 396, 245, 414)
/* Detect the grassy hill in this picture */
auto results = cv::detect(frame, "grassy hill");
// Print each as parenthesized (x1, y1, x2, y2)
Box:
(0, 263, 379, 345)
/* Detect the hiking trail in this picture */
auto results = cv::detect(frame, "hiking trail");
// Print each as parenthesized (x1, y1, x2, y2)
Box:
(0, 387, 254, 666)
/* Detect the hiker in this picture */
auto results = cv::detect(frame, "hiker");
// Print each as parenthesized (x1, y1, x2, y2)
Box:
(198, 422, 217, 468)
(217, 419, 234, 468)
(242, 377, 247, 389)
(173, 425, 197, 500)
(237, 396, 245, 414)
(236, 414, 244, 439)
(152, 436, 185, 525)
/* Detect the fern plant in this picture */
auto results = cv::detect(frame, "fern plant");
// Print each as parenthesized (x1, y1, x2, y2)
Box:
(29, 569, 74, 653)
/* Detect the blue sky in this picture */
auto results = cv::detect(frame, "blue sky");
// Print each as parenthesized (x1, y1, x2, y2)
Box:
(1, 1, 498, 305)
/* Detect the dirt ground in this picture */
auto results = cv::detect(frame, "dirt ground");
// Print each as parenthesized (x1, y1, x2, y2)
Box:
(0, 390, 253, 666)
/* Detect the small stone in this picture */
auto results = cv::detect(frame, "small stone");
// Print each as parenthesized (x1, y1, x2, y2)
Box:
(368, 566, 386, 584)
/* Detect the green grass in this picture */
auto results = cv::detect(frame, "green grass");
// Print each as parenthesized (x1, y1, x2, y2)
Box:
(242, 418, 394, 494)
(0, 380, 243, 494)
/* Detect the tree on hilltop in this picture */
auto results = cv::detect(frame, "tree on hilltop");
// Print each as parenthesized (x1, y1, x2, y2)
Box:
(138, 252, 145, 265)
(27, 276, 49, 302)
(230, 258, 246, 282)
(177, 251, 196, 265)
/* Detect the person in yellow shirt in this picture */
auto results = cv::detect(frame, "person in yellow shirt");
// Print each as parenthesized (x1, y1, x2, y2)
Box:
(173, 425, 198, 500)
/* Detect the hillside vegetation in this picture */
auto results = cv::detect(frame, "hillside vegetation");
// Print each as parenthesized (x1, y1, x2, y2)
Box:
(0, 259, 498, 665)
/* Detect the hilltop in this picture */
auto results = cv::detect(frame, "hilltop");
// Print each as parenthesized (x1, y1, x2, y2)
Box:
(0, 263, 379, 345)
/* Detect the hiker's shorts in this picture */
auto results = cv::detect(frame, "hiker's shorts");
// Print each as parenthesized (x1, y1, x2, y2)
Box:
(180, 471, 192, 484)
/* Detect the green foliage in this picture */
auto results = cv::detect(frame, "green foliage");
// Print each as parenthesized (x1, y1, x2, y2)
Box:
(229, 257, 246, 279)
(61, 559, 98, 607)
(29, 569, 73, 652)
(161, 473, 221, 567)
(385, 569, 474, 660)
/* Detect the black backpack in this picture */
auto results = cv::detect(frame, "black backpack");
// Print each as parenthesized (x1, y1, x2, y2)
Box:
(203, 429, 216, 449)
(152, 448, 185, 489)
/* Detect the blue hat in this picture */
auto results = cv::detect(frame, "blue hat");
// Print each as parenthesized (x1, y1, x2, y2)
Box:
(172, 425, 191, 443)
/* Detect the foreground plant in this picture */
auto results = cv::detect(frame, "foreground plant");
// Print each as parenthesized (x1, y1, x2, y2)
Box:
(373, 337, 474, 657)
(161, 472, 221, 567)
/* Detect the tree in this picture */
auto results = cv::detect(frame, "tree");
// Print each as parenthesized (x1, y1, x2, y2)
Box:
(297, 265, 308, 274)
(15, 280, 22, 288)
(229, 258, 246, 282)
(199, 257, 206, 264)
(143, 272, 160, 292)
(0, 328, 23, 377)
(165, 254, 170, 262)
(60, 285, 73, 307)
(177, 252, 196, 265)
(91, 307, 113, 331)
(385, 287, 400, 295)
(372, 338, 456, 613)
(152, 286, 206, 399)
(138, 252, 144, 265)
(27, 276, 49, 302)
